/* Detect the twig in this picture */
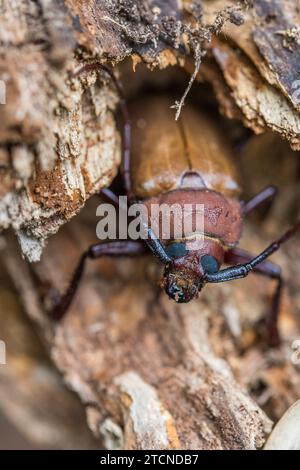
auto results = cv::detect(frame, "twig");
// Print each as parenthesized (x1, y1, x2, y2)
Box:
(172, 43, 204, 120)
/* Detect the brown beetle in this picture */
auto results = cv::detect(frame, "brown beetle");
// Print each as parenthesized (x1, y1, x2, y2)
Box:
(50, 65, 300, 346)
(130, 94, 243, 304)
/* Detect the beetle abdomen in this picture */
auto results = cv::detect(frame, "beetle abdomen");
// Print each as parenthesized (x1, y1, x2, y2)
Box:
(130, 95, 241, 199)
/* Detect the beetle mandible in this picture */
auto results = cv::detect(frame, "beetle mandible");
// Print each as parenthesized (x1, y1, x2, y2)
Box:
(49, 64, 300, 346)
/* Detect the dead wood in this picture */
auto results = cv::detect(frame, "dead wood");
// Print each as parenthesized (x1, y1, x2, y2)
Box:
(0, 260, 101, 448)
(2, 1, 300, 257)
(200, 0, 300, 149)
(1, 0, 300, 451)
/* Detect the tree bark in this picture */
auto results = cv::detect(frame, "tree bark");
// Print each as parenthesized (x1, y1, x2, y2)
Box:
(1, 0, 300, 450)
(0, 260, 101, 449)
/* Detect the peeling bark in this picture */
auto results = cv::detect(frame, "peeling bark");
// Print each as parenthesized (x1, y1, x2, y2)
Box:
(2, 1, 299, 258)
(0, 0, 121, 260)
(200, 0, 300, 147)
(1, 0, 300, 451)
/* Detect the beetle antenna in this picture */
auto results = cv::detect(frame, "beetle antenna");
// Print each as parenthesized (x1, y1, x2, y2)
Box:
(143, 225, 172, 264)
(72, 63, 134, 202)
(204, 221, 300, 284)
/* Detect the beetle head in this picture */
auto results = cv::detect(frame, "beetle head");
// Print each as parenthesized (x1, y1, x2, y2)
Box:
(162, 239, 223, 303)
(163, 264, 203, 303)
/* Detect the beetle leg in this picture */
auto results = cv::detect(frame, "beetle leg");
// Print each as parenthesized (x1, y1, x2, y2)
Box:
(48, 241, 147, 321)
(225, 248, 282, 347)
(205, 221, 300, 345)
(243, 186, 277, 215)
(99, 188, 120, 207)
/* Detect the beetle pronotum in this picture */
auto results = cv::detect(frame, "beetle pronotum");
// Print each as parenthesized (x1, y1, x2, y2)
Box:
(49, 64, 300, 346)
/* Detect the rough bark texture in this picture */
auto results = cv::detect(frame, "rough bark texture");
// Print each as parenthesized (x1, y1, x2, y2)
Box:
(199, 0, 300, 150)
(1, 0, 300, 258)
(0, 260, 101, 449)
(0, 0, 121, 261)
(1, 0, 300, 451)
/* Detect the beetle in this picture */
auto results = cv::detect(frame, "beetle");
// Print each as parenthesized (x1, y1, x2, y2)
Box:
(49, 64, 300, 346)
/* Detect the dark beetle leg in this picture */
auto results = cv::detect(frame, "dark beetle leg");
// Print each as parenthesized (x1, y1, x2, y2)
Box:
(243, 186, 277, 215)
(99, 188, 120, 207)
(225, 248, 282, 346)
(73, 64, 134, 202)
(49, 241, 147, 321)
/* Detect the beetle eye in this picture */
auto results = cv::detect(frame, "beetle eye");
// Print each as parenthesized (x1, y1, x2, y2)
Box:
(165, 242, 188, 258)
(200, 255, 219, 274)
